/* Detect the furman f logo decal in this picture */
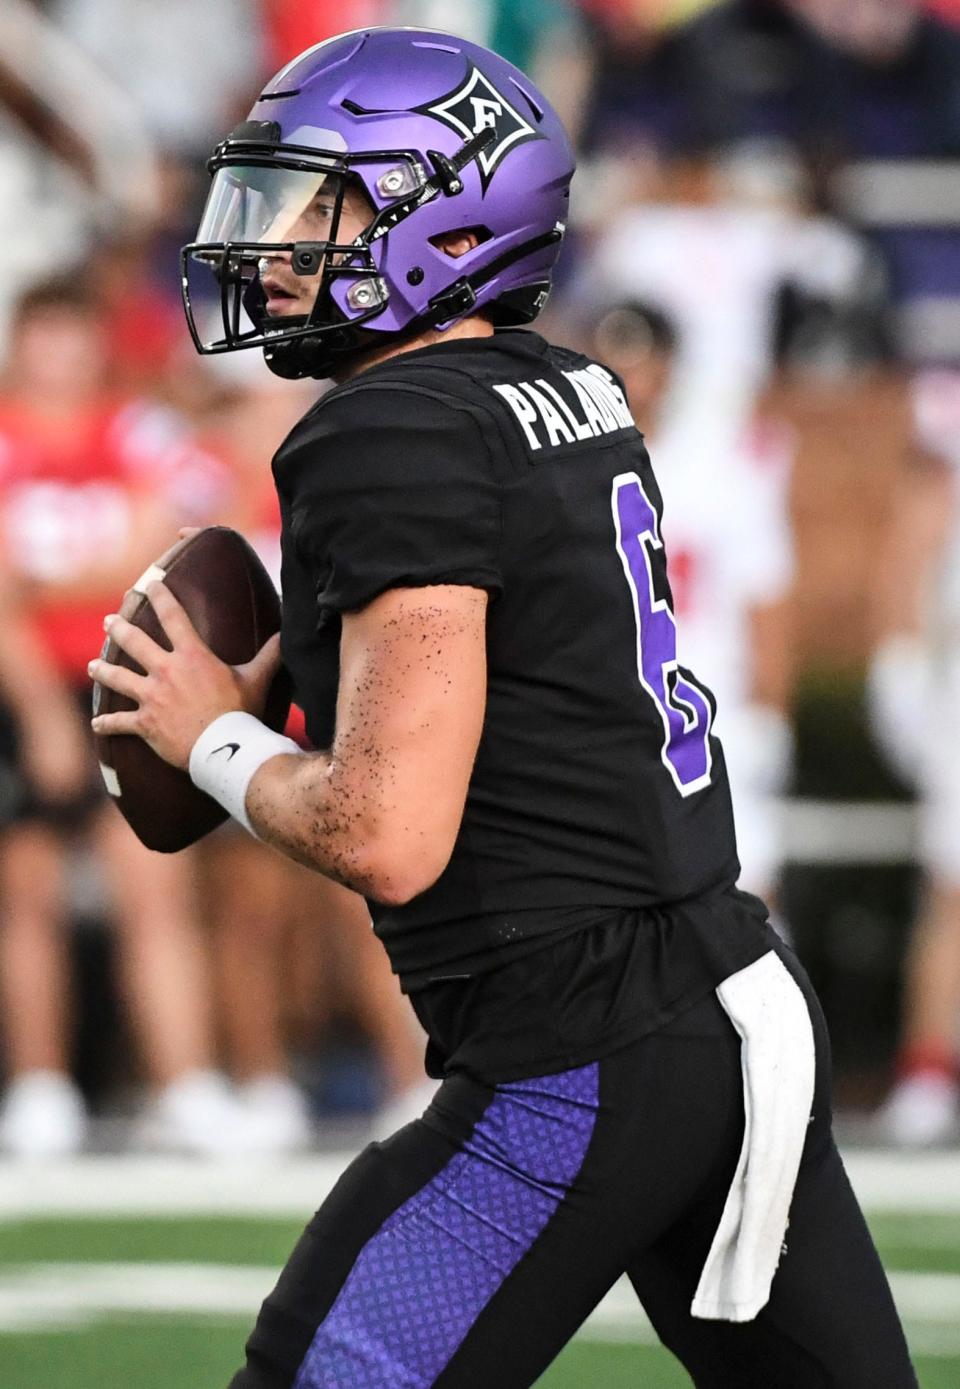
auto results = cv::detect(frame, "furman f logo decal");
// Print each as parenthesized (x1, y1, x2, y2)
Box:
(419, 64, 543, 192)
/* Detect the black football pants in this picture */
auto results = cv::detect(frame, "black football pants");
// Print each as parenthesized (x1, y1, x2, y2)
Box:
(228, 958, 916, 1389)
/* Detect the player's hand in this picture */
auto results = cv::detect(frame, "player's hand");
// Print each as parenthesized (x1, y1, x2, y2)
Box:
(88, 581, 282, 770)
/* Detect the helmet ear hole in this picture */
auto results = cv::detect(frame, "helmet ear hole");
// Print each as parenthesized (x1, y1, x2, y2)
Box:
(429, 226, 493, 257)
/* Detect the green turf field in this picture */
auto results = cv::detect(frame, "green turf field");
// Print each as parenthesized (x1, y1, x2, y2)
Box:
(2, 1164, 959, 1388)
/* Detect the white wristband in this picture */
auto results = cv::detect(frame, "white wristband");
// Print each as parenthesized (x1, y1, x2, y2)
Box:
(189, 711, 301, 836)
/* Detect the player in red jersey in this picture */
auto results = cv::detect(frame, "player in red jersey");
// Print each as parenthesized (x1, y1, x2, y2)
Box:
(0, 278, 248, 1155)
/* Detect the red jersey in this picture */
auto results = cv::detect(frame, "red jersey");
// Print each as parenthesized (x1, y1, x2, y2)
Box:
(0, 397, 230, 679)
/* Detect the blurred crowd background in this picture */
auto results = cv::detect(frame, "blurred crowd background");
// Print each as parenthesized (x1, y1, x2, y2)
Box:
(2, 0, 960, 1159)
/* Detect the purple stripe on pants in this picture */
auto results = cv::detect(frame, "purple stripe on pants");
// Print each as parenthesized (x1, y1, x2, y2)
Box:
(293, 1063, 600, 1388)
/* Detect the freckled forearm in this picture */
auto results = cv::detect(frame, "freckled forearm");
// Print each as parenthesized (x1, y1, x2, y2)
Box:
(243, 750, 390, 896)
(242, 586, 487, 901)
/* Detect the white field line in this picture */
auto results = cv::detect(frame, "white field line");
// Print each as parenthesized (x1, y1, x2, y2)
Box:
(2, 1148, 960, 1218)
(0, 1264, 958, 1357)
(844, 1150, 960, 1212)
(0, 1263, 270, 1331)
(0, 1154, 350, 1218)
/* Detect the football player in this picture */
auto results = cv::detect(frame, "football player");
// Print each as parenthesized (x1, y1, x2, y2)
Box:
(89, 28, 915, 1388)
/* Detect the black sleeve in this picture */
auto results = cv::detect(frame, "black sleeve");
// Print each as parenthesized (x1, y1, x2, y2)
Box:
(286, 383, 504, 618)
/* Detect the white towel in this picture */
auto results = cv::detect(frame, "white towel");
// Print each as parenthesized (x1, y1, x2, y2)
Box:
(691, 949, 816, 1322)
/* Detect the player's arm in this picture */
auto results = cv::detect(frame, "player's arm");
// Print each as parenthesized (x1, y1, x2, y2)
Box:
(245, 584, 488, 902)
(90, 390, 499, 896)
(90, 580, 488, 905)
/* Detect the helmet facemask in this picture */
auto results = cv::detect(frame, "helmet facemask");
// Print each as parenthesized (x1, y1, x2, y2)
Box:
(181, 127, 398, 376)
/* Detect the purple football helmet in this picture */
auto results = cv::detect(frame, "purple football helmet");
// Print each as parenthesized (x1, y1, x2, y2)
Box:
(181, 27, 576, 378)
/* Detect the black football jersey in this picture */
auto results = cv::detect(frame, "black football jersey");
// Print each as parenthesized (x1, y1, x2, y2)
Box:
(274, 330, 741, 981)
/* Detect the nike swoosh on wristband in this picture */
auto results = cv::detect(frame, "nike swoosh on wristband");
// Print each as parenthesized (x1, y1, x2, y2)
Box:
(209, 742, 241, 761)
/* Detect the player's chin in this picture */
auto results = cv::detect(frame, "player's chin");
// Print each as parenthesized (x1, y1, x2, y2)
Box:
(264, 300, 310, 320)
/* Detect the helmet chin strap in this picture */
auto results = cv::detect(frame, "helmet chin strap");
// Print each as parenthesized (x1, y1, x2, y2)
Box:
(264, 321, 355, 379)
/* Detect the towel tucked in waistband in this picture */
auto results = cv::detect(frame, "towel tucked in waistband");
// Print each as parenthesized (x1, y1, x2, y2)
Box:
(691, 949, 816, 1322)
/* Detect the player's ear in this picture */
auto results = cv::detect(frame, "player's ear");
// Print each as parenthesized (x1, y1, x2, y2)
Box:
(430, 228, 483, 259)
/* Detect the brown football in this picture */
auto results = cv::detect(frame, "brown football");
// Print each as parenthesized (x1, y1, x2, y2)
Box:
(92, 526, 291, 852)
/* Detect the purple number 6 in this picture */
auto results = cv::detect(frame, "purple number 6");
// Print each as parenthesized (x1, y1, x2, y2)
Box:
(611, 472, 714, 796)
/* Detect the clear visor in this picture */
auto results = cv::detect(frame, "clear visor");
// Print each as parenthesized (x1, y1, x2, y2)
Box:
(196, 164, 344, 247)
